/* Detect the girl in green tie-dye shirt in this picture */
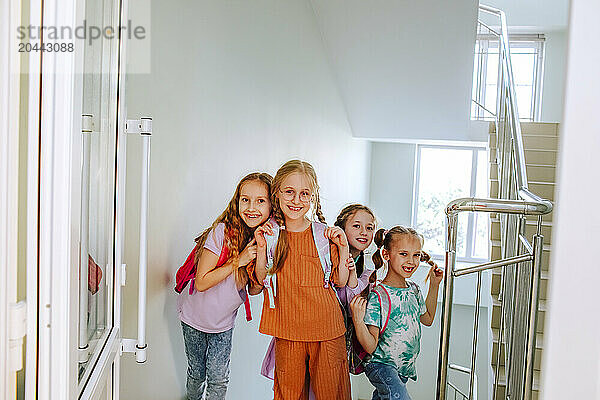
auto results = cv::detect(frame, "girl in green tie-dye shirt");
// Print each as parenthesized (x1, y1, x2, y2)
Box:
(350, 226, 444, 400)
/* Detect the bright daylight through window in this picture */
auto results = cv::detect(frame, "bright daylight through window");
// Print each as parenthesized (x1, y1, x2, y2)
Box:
(412, 146, 489, 262)
(471, 33, 545, 121)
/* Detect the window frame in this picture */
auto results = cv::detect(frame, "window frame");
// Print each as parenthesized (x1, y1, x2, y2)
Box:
(411, 144, 489, 263)
(471, 34, 545, 122)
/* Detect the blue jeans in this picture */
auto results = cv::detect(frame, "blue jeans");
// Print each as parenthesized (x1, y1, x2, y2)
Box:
(364, 362, 411, 400)
(181, 322, 233, 400)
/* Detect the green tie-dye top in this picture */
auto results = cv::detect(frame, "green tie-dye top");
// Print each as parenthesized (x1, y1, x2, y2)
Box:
(363, 281, 427, 380)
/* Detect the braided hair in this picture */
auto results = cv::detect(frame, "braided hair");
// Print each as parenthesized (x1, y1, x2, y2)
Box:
(270, 160, 325, 274)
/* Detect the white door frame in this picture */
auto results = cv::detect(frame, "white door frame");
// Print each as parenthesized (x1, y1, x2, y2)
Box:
(34, 0, 84, 397)
(1, 0, 23, 399)
(30, 0, 131, 398)
(24, 0, 42, 397)
(111, 0, 133, 395)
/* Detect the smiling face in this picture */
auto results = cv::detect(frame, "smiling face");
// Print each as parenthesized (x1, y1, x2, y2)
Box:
(277, 172, 313, 223)
(382, 234, 423, 280)
(344, 210, 375, 253)
(238, 180, 271, 228)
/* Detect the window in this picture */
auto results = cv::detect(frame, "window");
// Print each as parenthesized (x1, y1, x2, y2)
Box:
(471, 33, 545, 121)
(412, 145, 489, 262)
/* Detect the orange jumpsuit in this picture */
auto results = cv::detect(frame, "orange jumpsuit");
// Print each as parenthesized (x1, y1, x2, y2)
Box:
(258, 226, 351, 400)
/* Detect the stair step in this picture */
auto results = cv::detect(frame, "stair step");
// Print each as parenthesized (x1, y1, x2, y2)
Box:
(489, 133, 559, 151)
(490, 240, 551, 253)
(491, 294, 547, 334)
(489, 179, 555, 203)
(490, 148, 558, 166)
(490, 217, 553, 245)
(489, 162, 556, 183)
(491, 269, 550, 302)
(490, 121, 559, 136)
(494, 366, 541, 398)
(491, 327, 544, 371)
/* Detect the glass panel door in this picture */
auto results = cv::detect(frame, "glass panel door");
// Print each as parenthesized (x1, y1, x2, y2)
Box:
(77, 0, 122, 387)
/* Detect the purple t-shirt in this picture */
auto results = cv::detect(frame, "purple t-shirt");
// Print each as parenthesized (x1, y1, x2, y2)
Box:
(177, 223, 247, 333)
(336, 254, 376, 306)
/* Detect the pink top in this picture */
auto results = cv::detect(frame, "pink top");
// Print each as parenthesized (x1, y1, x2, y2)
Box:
(336, 254, 376, 306)
(177, 223, 247, 333)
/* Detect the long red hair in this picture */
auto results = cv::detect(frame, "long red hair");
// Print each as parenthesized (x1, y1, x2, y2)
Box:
(194, 172, 273, 285)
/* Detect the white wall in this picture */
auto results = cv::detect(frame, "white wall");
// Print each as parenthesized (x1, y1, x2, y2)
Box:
(541, 0, 600, 399)
(484, 0, 569, 31)
(310, 0, 479, 142)
(120, 1, 371, 399)
(369, 142, 416, 226)
(540, 30, 567, 123)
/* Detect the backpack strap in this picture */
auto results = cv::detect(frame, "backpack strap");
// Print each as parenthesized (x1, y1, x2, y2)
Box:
(263, 217, 280, 309)
(372, 284, 392, 334)
(310, 221, 333, 288)
(262, 219, 339, 308)
(265, 217, 280, 273)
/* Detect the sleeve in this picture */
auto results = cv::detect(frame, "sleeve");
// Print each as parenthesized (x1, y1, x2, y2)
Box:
(203, 223, 225, 256)
(329, 241, 341, 286)
(346, 257, 374, 298)
(363, 291, 382, 328)
(416, 284, 427, 316)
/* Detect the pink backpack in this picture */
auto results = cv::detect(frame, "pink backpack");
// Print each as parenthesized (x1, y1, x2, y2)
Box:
(174, 243, 229, 295)
(347, 284, 392, 375)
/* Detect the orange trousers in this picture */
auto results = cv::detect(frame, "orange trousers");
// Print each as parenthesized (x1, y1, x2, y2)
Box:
(274, 336, 351, 400)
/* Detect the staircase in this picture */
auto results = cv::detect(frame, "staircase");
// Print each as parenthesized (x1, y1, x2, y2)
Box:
(435, 5, 554, 400)
(489, 121, 559, 400)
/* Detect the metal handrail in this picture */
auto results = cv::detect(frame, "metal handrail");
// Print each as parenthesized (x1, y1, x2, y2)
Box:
(446, 197, 551, 216)
(448, 364, 478, 400)
(436, 5, 554, 400)
(478, 5, 553, 213)
(471, 99, 497, 117)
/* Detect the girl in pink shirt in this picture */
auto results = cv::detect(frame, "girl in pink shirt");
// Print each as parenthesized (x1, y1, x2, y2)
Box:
(177, 172, 271, 400)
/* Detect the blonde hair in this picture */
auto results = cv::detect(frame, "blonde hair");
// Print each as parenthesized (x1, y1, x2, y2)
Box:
(270, 160, 325, 274)
(194, 172, 273, 285)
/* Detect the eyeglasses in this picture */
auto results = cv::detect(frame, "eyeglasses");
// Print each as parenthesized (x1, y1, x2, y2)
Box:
(279, 188, 313, 203)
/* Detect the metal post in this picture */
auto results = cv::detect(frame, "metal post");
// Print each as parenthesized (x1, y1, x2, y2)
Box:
(436, 214, 458, 400)
(523, 218, 543, 400)
(78, 115, 92, 363)
(468, 271, 482, 399)
(493, 264, 508, 400)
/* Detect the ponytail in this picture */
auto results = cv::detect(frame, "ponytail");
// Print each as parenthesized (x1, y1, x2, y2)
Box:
(371, 228, 387, 271)
(420, 250, 438, 283)
(370, 225, 429, 283)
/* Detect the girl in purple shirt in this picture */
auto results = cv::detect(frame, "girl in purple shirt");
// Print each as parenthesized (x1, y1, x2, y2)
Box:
(334, 204, 379, 304)
(177, 172, 271, 400)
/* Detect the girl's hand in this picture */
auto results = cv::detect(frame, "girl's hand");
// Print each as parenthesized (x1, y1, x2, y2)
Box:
(254, 222, 273, 248)
(350, 296, 367, 322)
(428, 262, 444, 286)
(324, 226, 349, 248)
(346, 256, 355, 271)
(238, 239, 257, 267)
